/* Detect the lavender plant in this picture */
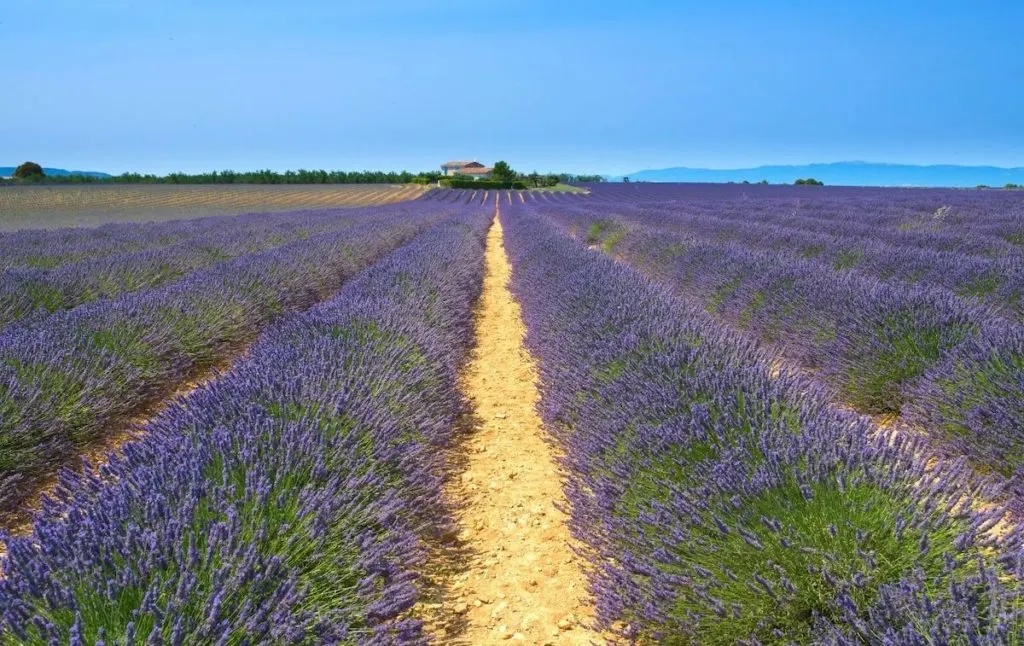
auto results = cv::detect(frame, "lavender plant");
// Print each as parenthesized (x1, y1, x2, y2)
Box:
(552, 208, 986, 415)
(0, 213, 488, 643)
(522, 191, 1024, 483)
(0, 202, 468, 513)
(0, 207, 356, 271)
(906, 326, 1024, 478)
(580, 183, 1024, 258)
(502, 209, 1024, 643)
(553, 201, 1023, 320)
(0, 208, 376, 332)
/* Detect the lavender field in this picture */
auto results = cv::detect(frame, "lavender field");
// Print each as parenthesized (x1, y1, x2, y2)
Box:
(1, 185, 1023, 644)
(0, 184, 425, 230)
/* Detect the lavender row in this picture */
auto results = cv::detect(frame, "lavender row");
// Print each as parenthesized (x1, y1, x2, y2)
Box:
(537, 196, 1024, 484)
(580, 184, 1024, 257)
(546, 201, 1024, 320)
(0, 207, 383, 333)
(903, 328, 1024, 481)
(586, 196, 1018, 261)
(583, 183, 1024, 239)
(0, 213, 489, 643)
(502, 209, 1024, 643)
(531, 203, 976, 406)
(0, 205, 375, 272)
(604, 218, 1024, 477)
(530, 201, 1024, 479)
(0, 204, 464, 512)
(674, 197, 1021, 260)
(418, 188, 588, 206)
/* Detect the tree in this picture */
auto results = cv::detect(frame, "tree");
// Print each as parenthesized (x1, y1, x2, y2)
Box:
(13, 161, 45, 179)
(491, 160, 515, 183)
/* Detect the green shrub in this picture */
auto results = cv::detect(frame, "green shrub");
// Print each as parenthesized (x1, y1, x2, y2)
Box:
(439, 179, 526, 190)
(13, 162, 45, 180)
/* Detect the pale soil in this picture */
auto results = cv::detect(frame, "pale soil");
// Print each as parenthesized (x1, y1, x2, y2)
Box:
(421, 210, 598, 644)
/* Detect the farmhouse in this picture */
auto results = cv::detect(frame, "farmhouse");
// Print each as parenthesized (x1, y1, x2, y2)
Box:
(441, 160, 494, 179)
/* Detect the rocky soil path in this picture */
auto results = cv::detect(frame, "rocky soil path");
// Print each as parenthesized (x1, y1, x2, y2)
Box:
(424, 209, 597, 644)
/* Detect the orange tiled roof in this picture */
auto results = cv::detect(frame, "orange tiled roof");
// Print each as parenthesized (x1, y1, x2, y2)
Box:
(456, 166, 494, 175)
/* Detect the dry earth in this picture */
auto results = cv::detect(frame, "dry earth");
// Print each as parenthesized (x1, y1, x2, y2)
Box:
(421, 211, 598, 644)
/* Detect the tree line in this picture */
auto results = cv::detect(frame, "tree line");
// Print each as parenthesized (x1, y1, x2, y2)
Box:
(3, 167, 423, 185)
(473, 161, 604, 187)
(3, 161, 607, 186)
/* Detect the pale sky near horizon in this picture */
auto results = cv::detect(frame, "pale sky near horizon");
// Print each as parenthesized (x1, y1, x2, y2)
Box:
(3, 0, 1023, 175)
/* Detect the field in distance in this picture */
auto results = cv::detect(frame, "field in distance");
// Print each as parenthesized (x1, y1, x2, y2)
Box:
(0, 183, 427, 230)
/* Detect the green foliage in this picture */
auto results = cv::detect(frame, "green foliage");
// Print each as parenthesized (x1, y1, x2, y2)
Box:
(1003, 232, 1024, 247)
(527, 172, 604, 184)
(840, 310, 975, 414)
(491, 160, 515, 183)
(1, 168, 431, 185)
(439, 179, 526, 189)
(602, 229, 626, 253)
(934, 353, 1024, 473)
(958, 272, 1005, 299)
(832, 249, 864, 270)
(0, 162, 603, 187)
(524, 172, 560, 188)
(585, 220, 614, 244)
(663, 479, 969, 643)
(707, 277, 743, 313)
(798, 244, 825, 259)
(13, 162, 45, 179)
(794, 178, 824, 186)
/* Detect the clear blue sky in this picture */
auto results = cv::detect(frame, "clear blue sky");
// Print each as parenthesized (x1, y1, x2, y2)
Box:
(3, 0, 1022, 175)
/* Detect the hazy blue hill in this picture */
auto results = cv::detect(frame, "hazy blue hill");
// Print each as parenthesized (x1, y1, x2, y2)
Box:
(611, 162, 1024, 188)
(0, 167, 111, 178)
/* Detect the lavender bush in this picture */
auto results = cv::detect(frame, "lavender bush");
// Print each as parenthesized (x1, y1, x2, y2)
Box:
(541, 205, 987, 415)
(906, 326, 1024, 478)
(502, 209, 1024, 643)
(550, 201, 1023, 320)
(580, 183, 1024, 258)
(0, 202, 469, 512)
(0, 208, 379, 332)
(0, 213, 488, 643)
(521, 192, 1024, 483)
(0, 207, 363, 271)
(529, 190, 1024, 478)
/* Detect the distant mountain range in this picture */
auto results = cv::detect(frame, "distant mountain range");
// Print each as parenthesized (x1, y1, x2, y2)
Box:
(609, 162, 1024, 188)
(0, 167, 111, 178)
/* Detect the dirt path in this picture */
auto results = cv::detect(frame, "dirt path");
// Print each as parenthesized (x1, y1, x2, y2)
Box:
(426, 209, 597, 644)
